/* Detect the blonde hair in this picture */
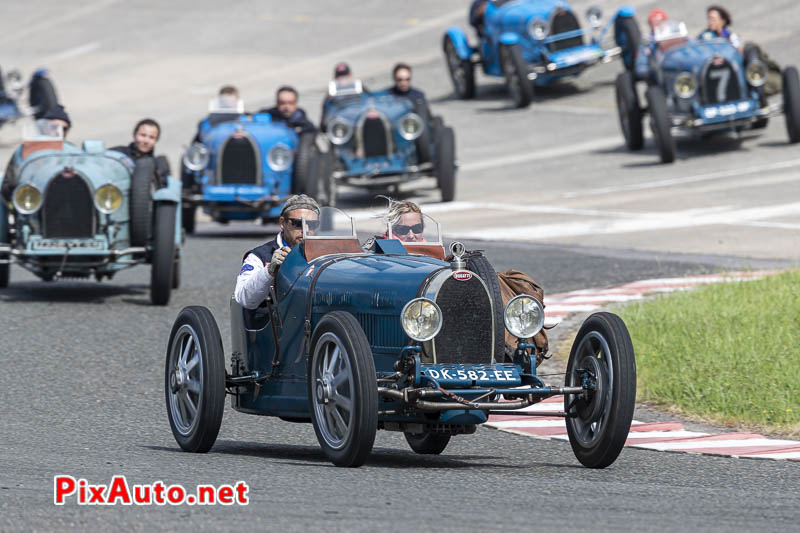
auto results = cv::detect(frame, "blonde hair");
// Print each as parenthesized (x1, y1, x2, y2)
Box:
(377, 196, 422, 226)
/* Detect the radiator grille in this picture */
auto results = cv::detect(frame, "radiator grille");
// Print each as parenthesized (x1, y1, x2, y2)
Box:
(549, 10, 583, 52)
(702, 59, 741, 104)
(432, 275, 493, 364)
(220, 135, 259, 184)
(362, 117, 390, 158)
(42, 173, 94, 238)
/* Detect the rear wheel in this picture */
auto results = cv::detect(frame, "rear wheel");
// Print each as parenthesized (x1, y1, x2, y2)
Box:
(615, 72, 643, 150)
(443, 36, 476, 100)
(782, 66, 800, 143)
(564, 312, 636, 468)
(614, 16, 641, 72)
(308, 311, 378, 467)
(413, 101, 433, 164)
(500, 43, 533, 108)
(435, 125, 456, 202)
(130, 158, 157, 246)
(151, 203, 176, 306)
(165, 306, 226, 453)
(293, 132, 316, 194)
(404, 432, 451, 455)
(182, 205, 196, 234)
(172, 253, 181, 290)
(646, 86, 675, 163)
(466, 255, 505, 362)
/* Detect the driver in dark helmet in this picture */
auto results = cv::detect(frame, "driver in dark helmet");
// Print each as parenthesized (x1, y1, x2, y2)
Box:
(234, 194, 320, 309)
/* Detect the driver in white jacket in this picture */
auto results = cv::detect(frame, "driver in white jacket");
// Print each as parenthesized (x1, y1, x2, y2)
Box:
(234, 194, 320, 309)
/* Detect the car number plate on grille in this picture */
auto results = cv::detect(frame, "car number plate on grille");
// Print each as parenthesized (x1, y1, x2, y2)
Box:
(418, 363, 521, 387)
(31, 239, 105, 250)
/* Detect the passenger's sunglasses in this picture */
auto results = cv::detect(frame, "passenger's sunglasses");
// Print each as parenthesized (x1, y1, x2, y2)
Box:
(287, 217, 320, 230)
(393, 223, 424, 235)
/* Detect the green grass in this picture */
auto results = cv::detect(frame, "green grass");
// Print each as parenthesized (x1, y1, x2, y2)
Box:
(615, 270, 800, 436)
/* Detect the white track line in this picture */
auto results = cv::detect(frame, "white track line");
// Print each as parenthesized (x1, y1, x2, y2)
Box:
(459, 137, 620, 173)
(633, 438, 800, 452)
(40, 42, 101, 64)
(0, 0, 120, 47)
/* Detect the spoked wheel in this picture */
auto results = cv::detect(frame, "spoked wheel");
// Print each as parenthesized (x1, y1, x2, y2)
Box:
(404, 432, 451, 455)
(309, 311, 377, 467)
(500, 43, 533, 108)
(615, 71, 643, 150)
(443, 36, 475, 100)
(782, 66, 800, 143)
(165, 306, 226, 453)
(646, 86, 676, 163)
(564, 312, 636, 469)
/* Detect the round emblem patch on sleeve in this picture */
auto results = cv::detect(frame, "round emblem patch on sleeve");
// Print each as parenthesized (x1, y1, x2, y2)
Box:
(240, 264, 255, 274)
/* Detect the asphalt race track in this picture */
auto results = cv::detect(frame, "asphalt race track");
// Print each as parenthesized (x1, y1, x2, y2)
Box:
(1, 1, 799, 530)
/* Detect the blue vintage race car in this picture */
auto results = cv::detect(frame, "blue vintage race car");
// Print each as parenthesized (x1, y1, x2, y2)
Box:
(615, 20, 800, 163)
(165, 207, 636, 467)
(0, 124, 182, 305)
(319, 81, 456, 203)
(443, 1, 639, 107)
(180, 99, 314, 233)
(0, 68, 59, 129)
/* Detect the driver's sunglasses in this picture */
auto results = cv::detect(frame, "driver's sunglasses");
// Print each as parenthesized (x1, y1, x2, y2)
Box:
(393, 223, 424, 235)
(287, 217, 320, 230)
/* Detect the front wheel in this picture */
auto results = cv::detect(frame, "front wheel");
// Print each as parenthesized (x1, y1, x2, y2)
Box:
(0, 203, 9, 288)
(615, 72, 643, 150)
(443, 36, 476, 100)
(165, 306, 226, 453)
(405, 432, 451, 455)
(151, 202, 176, 305)
(500, 43, 533, 108)
(782, 66, 800, 143)
(564, 312, 636, 468)
(614, 16, 642, 72)
(646, 86, 675, 163)
(308, 311, 377, 467)
(435, 125, 456, 202)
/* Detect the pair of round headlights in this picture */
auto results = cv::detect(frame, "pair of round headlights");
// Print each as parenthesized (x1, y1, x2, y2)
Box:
(401, 294, 544, 342)
(13, 183, 122, 215)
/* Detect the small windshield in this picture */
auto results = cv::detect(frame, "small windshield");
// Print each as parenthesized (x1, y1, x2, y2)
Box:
(23, 119, 64, 141)
(327, 78, 363, 98)
(208, 96, 244, 114)
(653, 21, 688, 42)
(302, 207, 356, 240)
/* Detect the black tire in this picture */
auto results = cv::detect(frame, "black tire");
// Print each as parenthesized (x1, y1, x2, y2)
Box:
(646, 86, 675, 163)
(413, 101, 433, 164)
(443, 35, 476, 100)
(744, 44, 769, 129)
(165, 306, 226, 453)
(172, 253, 181, 290)
(130, 158, 157, 246)
(151, 202, 176, 306)
(614, 16, 641, 73)
(435, 125, 456, 202)
(311, 147, 337, 207)
(182, 205, 196, 235)
(615, 72, 644, 150)
(293, 132, 316, 194)
(0, 203, 9, 288)
(500, 43, 533, 108)
(308, 311, 378, 467)
(28, 75, 58, 119)
(404, 432, 451, 455)
(782, 66, 800, 143)
(564, 312, 636, 469)
(465, 255, 505, 362)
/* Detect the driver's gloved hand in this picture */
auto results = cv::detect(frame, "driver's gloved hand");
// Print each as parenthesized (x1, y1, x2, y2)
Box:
(268, 246, 290, 276)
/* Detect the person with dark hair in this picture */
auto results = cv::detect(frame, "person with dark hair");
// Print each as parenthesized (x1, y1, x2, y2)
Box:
(385, 63, 428, 111)
(699, 5, 741, 50)
(111, 118, 160, 160)
(258, 86, 316, 135)
(320, 62, 369, 131)
(234, 194, 320, 309)
(469, 0, 489, 37)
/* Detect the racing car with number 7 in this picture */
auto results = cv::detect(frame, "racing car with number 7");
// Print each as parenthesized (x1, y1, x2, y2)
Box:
(164, 207, 636, 468)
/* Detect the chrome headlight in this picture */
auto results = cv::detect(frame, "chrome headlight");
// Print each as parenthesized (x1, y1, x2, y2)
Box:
(586, 6, 603, 29)
(94, 184, 123, 214)
(504, 294, 545, 339)
(528, 18, 548, 40)
(746, 60, 768, 88)
(13, 184, 42, 214)
(267, 143, 293, 171)
(182, 142, 209, 172)
(401, 298, 443, 342)
(398, 113, 424, 141)
(327, 117, 354, 146)
(674, 72, 696, 99)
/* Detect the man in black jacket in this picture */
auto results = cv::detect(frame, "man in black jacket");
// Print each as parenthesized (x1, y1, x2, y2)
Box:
(258, 86, 316, 135)
(385, 62, 429, 113)
(111, 118, 170, 186)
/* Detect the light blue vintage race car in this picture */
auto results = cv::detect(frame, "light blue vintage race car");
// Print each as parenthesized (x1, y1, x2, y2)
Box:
(443, 0, 639, 107)
(0, 127, 182, 305)
(180, 99, 314, 233)
(319, 81, 456, 203)
(615, 20, 800, 163)
(165, 208, 636, 467)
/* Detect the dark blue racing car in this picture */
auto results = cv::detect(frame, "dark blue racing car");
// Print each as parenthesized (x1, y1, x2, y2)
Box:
(615, 20, 800, 163)
(443, 0, 639, 107)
